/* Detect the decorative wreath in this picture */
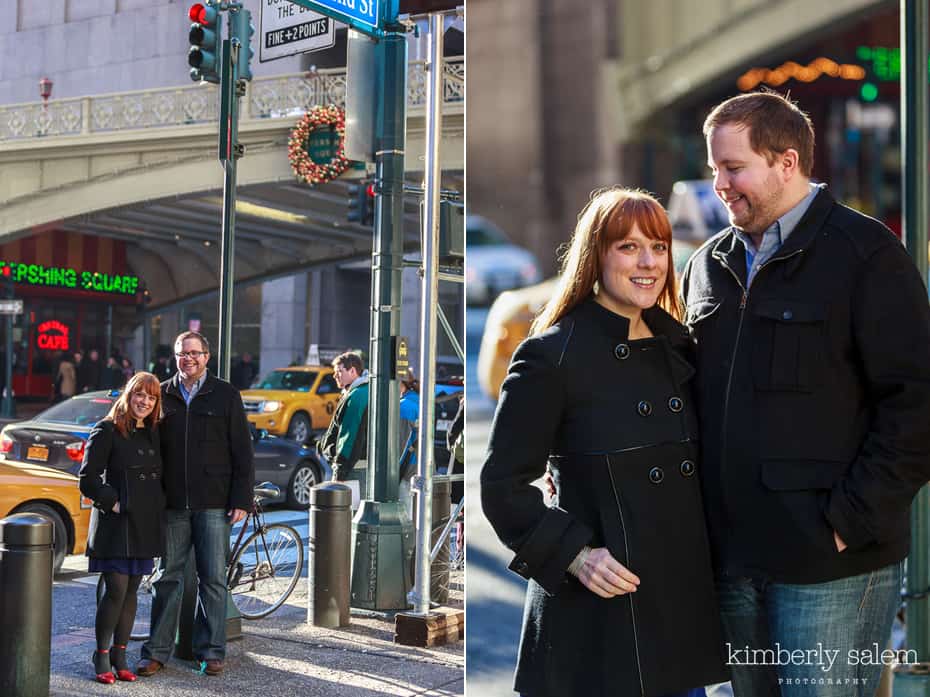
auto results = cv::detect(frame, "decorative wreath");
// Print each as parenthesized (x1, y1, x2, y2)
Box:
(287, 105, 350, 185)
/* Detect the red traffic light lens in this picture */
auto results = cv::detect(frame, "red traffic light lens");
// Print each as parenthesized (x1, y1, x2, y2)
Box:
(188, 3, 206, 23)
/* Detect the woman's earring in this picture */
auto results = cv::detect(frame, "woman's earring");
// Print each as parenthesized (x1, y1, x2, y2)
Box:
(593, 280, 599, 295)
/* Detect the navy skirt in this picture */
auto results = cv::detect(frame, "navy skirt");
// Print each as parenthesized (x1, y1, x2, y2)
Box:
(89, 557, 154, 575)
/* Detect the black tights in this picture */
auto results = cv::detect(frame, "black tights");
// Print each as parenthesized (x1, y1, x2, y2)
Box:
(95, 572, 142, 651)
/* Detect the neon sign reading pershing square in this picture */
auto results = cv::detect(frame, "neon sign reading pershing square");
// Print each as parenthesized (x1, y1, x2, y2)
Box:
(0, 262, 139, 296)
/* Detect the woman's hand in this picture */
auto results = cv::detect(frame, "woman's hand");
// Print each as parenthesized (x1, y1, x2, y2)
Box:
(111, 501, 120, 514)
(577, 547, 640, 598)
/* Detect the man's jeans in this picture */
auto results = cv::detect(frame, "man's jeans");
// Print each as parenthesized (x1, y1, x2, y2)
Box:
(717, 562, 903, 697)
(142, 509, 231, 663)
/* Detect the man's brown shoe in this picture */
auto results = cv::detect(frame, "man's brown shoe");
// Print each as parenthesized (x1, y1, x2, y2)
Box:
(204, 659, 224, 676)
(135, 659, 164, 677)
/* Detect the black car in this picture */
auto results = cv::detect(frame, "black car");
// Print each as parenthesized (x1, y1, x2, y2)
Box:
(0, 391, 329, 510)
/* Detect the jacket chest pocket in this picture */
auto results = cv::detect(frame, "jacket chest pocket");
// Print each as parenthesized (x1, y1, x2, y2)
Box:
(193, 406, 225, 441)
(751, 299, 826, 392)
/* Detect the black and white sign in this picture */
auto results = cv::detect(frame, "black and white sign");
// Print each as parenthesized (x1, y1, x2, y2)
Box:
(260, 0, 337, 63)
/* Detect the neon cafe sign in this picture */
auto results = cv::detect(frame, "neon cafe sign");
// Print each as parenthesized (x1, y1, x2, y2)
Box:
(37, 320, 70, 351)
(0, 261, 139, 296)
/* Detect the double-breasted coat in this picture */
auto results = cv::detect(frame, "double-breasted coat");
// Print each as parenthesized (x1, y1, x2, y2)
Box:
(481, 298, 728, 697)
(79, 419, 165, 559)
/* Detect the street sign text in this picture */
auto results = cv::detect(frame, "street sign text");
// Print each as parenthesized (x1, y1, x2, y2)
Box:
(261, 0, 335, 62)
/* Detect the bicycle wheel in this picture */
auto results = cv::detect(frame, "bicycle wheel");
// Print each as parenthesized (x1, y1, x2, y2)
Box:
(228, 524, 304, 620)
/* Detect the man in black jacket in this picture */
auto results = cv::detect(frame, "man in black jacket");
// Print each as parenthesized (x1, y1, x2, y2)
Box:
(138, 331, 254, 678)
(681, 92, 930, 696)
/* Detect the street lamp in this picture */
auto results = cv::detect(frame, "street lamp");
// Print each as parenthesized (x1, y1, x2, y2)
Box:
(37, 77, 53, 137)
(38, 77, 53, 103)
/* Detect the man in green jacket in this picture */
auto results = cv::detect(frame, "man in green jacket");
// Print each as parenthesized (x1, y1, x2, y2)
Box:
(320, 351, 369, 481)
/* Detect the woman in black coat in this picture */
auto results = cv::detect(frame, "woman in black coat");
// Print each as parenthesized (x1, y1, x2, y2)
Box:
(79, 371, 165, 684)
(481, 188, 728, 697)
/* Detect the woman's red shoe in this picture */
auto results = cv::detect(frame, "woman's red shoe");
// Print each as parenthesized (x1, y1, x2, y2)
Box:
(93, 650, 116, 684)
(114, 668, 137, 682)
(110, 645, 137, 681)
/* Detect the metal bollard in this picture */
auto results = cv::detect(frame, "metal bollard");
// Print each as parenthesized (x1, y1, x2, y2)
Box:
(430, 478, 452, 604)
(0, 513, 53, 697)
(308, 483, 351, 627)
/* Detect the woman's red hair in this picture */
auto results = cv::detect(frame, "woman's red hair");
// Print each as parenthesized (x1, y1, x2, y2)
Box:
(531, 188, 681, 335)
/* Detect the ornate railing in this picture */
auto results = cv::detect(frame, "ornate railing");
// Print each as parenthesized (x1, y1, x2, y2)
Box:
(0, 56, 463, 142)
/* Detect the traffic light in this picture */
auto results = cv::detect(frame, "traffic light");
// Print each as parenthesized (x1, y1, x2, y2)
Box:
(188, 2, 222, 84)
(347, 181, 375, 226)
(231, 8, 255, 82)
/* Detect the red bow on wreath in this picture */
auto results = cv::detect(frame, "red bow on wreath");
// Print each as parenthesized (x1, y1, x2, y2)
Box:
(287, 105, 350, 185)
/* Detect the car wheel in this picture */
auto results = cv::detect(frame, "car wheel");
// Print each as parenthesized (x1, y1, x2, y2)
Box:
(286, 413, 312, 444)
(17, 503, 67, 575)
(287, 461, 318, 510)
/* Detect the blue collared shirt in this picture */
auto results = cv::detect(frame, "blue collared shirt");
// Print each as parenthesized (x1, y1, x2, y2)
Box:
(178, 372, 207, 405)
(735, 183, 823, 285)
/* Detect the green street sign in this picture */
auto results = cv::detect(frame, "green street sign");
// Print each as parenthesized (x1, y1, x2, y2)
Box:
(305, 128, 365, 170)
(307, 127, 341, 163)
(284, 0, 389, 39)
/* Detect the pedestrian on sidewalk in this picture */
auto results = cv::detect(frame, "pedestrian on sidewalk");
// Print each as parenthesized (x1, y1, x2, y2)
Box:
(79, 372, 165, 685)
(481, 188, 727, 697)
(137, 331, 254, 679)
(56, 353, 76, 402)
(78, 348, 102, 393)
(397, 371, 419, 516)
(320, 351, 369, 482)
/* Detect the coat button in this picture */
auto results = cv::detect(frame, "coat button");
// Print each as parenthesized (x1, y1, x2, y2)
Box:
(148, 449, 155, 456)
(680, 460, 696, 477)
(782, 310, 793, 320)
(668, 397, 683, 413)
(139, 473, 147, 480)
(137, 449, 144, 456)
(637, 401, 652, 417)
(515, 561, 529, 574)
(614, 343, 630, 360)
(649, 467, 664, 484)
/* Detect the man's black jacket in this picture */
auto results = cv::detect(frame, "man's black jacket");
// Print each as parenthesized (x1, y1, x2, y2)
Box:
(681, 187, 930, 583)
(160, 373, 254, 512)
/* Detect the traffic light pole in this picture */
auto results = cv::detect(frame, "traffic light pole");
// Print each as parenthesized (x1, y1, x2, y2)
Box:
(217, 35, 241, 381)
(2, 274, 14, 418)
(410, 11, 444, 617)
(350, 0, 414, 611)
(897, 0, 930, 693)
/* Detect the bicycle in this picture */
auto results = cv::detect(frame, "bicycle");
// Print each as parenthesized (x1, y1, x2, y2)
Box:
(96, 482, 304, 638)
(226, 482, 304, 619)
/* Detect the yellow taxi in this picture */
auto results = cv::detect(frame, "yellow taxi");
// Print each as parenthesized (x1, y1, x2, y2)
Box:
(477, 278, 557, 400)
(240, 365, 341, 443)
(0, 458, 91, 573)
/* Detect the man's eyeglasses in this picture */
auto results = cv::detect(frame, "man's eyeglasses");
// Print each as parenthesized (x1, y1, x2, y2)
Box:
(176, 351, 207, 359)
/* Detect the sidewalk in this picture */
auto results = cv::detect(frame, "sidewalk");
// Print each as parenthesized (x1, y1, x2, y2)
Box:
(49, 555, 464, 697)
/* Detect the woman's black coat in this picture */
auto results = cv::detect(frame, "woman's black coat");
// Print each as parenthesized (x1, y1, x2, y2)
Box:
(79, 419, 165, 559)
(481, 298, 728, 697)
